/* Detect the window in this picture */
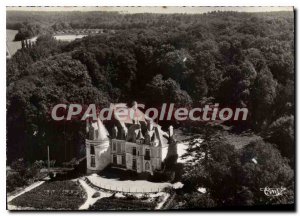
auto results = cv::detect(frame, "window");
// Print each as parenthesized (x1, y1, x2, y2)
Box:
(89, 126, 94, 140)
(91, 156, 95, 167)
(113, 154, 117, 164)
(132, 158, 137, 170)
(122, 155, 126, 165)
(117, 142, 121, 153)
(145, 162, 150, 171)
(112, 142, 116, 151)
(95, 129, 99, 139)
(90, 146, 95, 155)
(145, 149, 150, 160)
(132, 147, 136, 156)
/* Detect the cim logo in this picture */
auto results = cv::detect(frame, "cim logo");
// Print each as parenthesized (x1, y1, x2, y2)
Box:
(260, 187, 286, 197)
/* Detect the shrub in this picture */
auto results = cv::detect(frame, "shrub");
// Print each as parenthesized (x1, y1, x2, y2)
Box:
(49, 172, 54, 179)
(140, 194, 149, 200)
(163, 186, 175, 194)
(124, 193, 136, 200)
(92, 192, 100, 198)
(183, 192, 216, 209)
(6, 173, 27, 192)
(10, 158, 26, 176)
(149, 170, 175, 182)
(7, 159, 43, 192)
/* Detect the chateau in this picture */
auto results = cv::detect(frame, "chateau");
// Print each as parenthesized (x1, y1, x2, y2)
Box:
(85, 102, 175, 174)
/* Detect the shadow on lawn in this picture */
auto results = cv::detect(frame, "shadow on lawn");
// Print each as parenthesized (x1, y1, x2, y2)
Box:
(97, 166, 151, 181)
(97, 164, 184, 183)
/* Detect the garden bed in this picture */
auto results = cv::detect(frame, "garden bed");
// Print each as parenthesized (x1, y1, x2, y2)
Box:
(88, 195, 160, 210)
(9, 180, 86, 210)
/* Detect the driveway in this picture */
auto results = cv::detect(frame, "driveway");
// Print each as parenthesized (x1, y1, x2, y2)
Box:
(87, 174, 171, 193)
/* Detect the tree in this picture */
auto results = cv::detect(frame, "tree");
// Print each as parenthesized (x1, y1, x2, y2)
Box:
(240, 140, 294, 205)
(182, 133, 294, 206)
(180, 192, 216, 209)
(251, 67, 277, 129)
(11, 158, 27, 175)
(14, 22, 43, 41)
(7, 54, 109, 163)
(264, 115, 294, 166)
(145, 74, 192, 105)
(6, 10, 294, 173)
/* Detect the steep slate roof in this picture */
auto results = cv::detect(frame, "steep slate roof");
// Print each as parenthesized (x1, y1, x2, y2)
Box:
(111, 103, 169, 147)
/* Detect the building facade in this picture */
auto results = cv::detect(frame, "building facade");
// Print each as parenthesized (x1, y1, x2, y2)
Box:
(85, 103, 174, 174)
(85, 118, 111, 172)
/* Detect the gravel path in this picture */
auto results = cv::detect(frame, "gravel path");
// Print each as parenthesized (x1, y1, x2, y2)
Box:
(88, 174, 171, 193)
(78, 179, 111, 210)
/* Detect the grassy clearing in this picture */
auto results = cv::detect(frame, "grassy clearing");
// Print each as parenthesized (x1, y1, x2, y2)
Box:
(223, 132, 262, 149)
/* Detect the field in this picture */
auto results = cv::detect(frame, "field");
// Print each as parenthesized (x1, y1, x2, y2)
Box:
(6, 29, 84, 57)
(54, 34, 87, 41)
(9, 180, 86, 210)
(6, 29, 21, 57)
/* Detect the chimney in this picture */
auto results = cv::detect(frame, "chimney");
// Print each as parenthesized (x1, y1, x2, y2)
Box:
(147, 120, 154, 131)
(145, 130, 151, 144)
(168, 125, 174, 138)
(132, 101, 138, 110)
(86, 118, 90, 134)
(112, 126, 118, 139)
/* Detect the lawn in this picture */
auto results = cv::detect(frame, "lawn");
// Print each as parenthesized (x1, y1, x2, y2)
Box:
(9, 180, 86, 210)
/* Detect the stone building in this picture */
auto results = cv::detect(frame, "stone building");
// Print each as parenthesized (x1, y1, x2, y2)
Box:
(85, 103, 175, 174)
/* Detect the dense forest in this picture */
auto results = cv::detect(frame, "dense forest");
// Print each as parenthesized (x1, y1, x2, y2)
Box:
(7, 10, 294, 206)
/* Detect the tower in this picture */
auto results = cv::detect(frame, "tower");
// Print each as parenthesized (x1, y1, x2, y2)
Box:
(85, 117, 111, 173)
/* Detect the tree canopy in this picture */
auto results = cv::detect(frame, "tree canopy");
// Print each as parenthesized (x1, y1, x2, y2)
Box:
(7, 11, 294, 169)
